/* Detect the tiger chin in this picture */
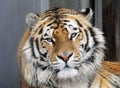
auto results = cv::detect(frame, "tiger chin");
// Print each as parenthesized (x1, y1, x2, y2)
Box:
(17, 7, 120, 88)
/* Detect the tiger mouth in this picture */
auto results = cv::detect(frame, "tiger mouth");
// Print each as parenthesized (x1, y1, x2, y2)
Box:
(54, 65, 79, 74)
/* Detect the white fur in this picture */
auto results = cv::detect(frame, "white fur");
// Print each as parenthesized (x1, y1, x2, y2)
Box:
(22, 39, 33, 60)
(24, 62, 37, 87)
(37, 68, 53, 85)
(57, 68, 78, 79)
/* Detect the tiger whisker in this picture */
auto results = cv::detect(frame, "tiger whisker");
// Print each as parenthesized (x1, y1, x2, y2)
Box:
(45, 68, 55, 85)
(22, 46, 32, 52)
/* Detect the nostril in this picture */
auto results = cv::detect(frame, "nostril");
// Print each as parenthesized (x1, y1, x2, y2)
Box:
(57, 55, 68, 62)
(57, 52, 73, 62)
(57, 55, 63, 60)
(68, 53, 73, 58)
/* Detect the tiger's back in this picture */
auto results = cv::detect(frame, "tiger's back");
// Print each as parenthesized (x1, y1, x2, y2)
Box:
(91, 62, 120, 88)
(17, 7, 120, 88)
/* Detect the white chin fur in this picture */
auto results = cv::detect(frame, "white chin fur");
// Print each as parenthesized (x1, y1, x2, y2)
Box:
(57, 68, 78, 79)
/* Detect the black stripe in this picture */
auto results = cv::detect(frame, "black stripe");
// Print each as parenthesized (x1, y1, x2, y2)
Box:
(33, 61, 49, 71)
(78, 28, 82, 32)
(75, 19, 83, 27)
(29, 27, 32, 31)
(88, 76, 96, 88)
(88, 27, 98, 46)
(30, 37, 37, 58)
(47, 20, 58, 27)
(99, 74, 120, 88)
(63, 20, 70, 22)
(36, 38, 47, 58)
(41, 52, 48, 57)
(35, 38, 47, 61)
(33, 61, 42, 68)
(36, 13, 40, 17)
(49, 7, 60, 12)
(41, 66, 48, 70)
(54, 69, 60, 73)
(73, 27, 77, 30)
(82, 55, 96, 64)
(22, 46, 31, 52)
(86, 56, 95, 63)
(42, 15, 53, 20)
(39, 51, 48, 60)
(48, 79, 58, 88)
(40, 56, 45, 62)
(86, 47, 90, 52)
(47, 22, 53, 27)
(38, 27, 43, 34)
(84, 30, 89, 51)
(81, 44, 84, 48)
(44, 33, 48, 36)
(35, 38, 40, 53)
(64, 28, 68, 32)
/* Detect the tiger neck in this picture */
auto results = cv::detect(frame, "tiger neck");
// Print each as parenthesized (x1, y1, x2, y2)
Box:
(54, 73, 96, 88)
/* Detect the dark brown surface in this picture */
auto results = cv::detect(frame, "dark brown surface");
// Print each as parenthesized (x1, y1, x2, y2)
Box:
(102, 0, 117, 61)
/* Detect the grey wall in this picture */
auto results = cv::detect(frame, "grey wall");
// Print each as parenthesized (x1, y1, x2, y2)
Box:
(0, 0, 38, 88)
(50, 0, 89, 10)
(0, 0, 89, 88)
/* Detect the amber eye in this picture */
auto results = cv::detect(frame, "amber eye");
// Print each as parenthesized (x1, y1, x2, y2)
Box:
(45, 38, 55, 44)
(46, 38, 53, 42)
(70, 33, 77, 40)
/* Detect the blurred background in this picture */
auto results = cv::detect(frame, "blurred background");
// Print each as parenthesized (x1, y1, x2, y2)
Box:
(0, 0, 120, 88)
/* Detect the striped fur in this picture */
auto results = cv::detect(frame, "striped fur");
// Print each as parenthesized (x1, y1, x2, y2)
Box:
(17, 8, 120, 88)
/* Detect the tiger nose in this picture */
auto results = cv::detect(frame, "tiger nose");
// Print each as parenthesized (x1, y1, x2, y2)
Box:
(57, 52, 73, 62)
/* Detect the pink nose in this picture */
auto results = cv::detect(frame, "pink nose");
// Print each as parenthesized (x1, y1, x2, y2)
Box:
(57, 52, 73, 62)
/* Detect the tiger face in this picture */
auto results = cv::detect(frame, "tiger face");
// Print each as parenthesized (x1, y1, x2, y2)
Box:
(41, 18, 83, 79)
(23, 8, 105, 81)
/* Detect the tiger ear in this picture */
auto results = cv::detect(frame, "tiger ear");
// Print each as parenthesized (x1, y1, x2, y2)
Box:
(79, 8, 93, 21)
(25, 12, 39, 28)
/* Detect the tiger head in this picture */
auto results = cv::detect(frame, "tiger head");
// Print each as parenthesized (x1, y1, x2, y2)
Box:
(23, 8, 105, 80)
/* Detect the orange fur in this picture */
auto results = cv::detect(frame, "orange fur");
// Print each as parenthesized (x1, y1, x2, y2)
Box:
(102, 61, 120, 75)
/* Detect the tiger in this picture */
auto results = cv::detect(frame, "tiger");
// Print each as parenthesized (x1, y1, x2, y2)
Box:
(17, 7, 120, 88)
